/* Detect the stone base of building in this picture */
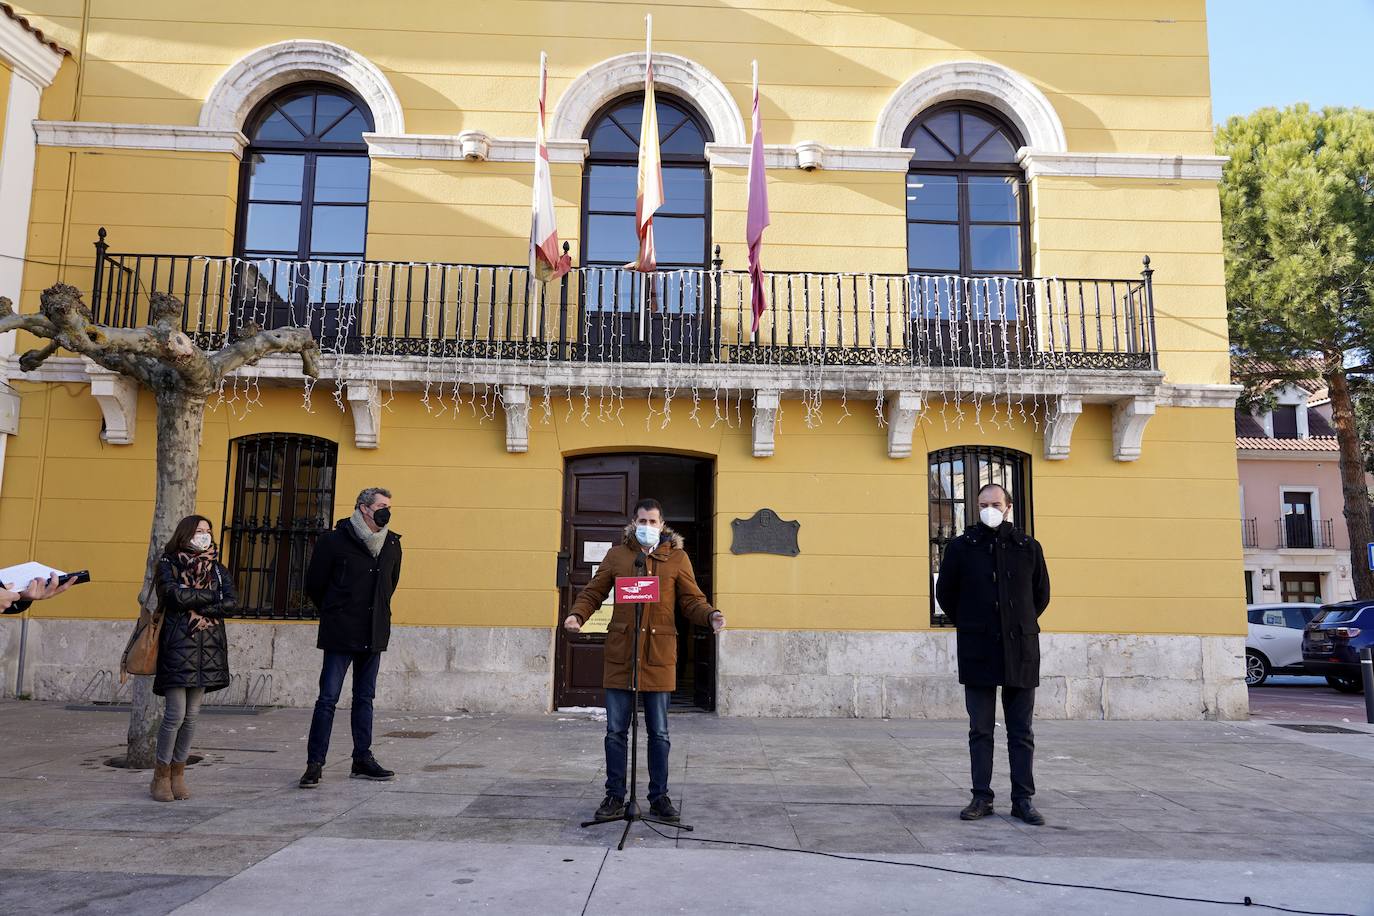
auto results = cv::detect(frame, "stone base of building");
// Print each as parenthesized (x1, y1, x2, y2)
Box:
(716, 630, 1249, 721)
(0, 619, 555, 714)
(0, 620, 1247, 720)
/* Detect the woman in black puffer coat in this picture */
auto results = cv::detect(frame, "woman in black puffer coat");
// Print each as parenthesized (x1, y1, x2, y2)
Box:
(149, 515, 236, 803)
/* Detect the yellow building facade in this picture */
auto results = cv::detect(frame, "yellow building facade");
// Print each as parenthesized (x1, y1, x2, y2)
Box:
(0, 1, 1246, 718)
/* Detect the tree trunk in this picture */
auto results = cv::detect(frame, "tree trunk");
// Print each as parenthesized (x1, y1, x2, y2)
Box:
(125, 388, 206, 768)
(1326, 369, 1374, 600)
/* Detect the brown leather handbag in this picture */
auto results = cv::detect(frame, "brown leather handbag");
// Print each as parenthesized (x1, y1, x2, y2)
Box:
(119, 607, 162, 682)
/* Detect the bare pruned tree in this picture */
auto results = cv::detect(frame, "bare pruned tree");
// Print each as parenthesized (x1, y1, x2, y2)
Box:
(0, 283, 320, 766)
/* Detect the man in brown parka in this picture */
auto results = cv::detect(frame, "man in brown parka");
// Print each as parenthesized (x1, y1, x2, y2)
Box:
(565, 497, 725, 823)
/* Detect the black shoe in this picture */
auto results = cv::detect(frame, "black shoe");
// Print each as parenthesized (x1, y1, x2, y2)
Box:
(299, 763, 322, 789)
(959, 797, 994, 820)
(649, 795, 680, 823)
(594, 794, 625, 822)
(1010, 800, 1045, 826)
(350, 754, 395, 781)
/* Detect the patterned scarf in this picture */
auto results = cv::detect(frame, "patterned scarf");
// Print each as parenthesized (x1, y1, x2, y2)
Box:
(174, 545, 219, 589)
(350, 509, 388, 558)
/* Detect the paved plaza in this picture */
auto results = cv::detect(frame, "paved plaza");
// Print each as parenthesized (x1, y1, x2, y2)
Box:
(1, 699, 1372, 914)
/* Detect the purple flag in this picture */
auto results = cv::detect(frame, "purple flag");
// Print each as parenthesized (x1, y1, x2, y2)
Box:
(746, 61, 770, 336)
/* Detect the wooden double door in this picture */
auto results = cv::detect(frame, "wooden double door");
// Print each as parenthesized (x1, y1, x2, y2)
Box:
(554, 454, 716, 710)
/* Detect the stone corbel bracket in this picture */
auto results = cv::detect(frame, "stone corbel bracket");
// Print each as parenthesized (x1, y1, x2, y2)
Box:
(1043, 395, 1083, 461)
(83, 358, 138, 445)
(1112, 396, 1156, 462)
(502, 384, 530, 453)
(752, 389, 781, 458)
(885, 391, 921, 458)
(346, 380, 381, 449)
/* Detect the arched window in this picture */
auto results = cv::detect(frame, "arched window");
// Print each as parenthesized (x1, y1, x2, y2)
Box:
(233, 83, 373, 333)
(928, 446, 1033, 627)
(223, 433, 338, 619)
(904, 104, 1027, 278)
(579, 93, 712, 358)
(581, 93, 712, 270)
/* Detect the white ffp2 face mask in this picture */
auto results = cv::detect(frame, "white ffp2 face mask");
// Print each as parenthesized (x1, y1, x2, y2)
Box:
(979, 507, 1005, 529)
(190, 532, 213, 551)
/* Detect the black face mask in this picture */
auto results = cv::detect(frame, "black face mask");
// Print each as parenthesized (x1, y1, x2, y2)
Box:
(372, 507, 391, 527)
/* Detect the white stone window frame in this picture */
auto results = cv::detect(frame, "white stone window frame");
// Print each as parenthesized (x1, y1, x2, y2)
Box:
(874, 60, 1068, 154)
(548, 51, 745, 146)
(200, 39, 406, 137)
(1277, 483, 1322, 531)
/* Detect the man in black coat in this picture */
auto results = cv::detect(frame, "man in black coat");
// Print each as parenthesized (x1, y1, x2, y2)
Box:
(936, 483, 1051, 826)
(299, 487, 402, 788)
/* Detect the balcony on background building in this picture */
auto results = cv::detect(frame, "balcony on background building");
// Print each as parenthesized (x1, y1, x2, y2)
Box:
(1276, 516, 1335, 550)
(1241, 517, 1258, 549)
(89, 232, 1158, 379)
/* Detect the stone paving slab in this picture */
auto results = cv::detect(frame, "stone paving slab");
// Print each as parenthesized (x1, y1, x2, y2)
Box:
(165, 838, 1374, 916)
(3, 699, 1374, 914)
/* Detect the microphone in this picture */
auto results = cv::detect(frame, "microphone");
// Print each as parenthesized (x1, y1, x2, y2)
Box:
(634, 552, 646, 572)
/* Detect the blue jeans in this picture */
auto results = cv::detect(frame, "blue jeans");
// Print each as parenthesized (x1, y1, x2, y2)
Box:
(604, 688, 671, 802)
(306, 650, 382, 765)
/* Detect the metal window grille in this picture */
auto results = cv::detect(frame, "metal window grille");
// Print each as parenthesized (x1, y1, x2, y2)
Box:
(928, 445, 1033, 627)
(222, 433, 337, 619)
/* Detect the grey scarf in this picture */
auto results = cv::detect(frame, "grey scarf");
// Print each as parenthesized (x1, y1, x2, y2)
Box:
(350, 509, 388, 558)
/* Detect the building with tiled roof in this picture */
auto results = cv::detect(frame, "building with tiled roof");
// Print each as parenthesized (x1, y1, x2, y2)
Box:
(1234, 367, 1355, 608)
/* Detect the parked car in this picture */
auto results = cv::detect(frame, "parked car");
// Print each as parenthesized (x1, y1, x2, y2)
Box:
(1246, 603, 1322, 686)
(1301, 600, 1374, 694)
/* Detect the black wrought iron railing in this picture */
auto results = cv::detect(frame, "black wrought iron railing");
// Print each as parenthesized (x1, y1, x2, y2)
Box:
(1241, 517, 1258, 549)
(90, 230, 1158, 371)
(1277, 516, 1334, 550)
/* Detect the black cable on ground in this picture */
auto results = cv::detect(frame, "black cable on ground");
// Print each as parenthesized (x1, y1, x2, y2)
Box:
(636, 821, 1358, 916)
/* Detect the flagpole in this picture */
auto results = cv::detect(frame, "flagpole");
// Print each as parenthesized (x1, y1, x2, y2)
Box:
(752, 59, 758, 343)
(640, 14, 653, 343)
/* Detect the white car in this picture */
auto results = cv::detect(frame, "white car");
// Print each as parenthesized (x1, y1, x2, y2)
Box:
(1246, 602, 1323, 686)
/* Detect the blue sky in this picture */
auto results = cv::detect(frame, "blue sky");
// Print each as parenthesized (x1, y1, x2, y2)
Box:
(1208, 0, 1374, 122)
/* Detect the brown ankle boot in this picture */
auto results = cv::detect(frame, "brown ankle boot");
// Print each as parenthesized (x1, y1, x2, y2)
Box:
(150, 763, 174, 803)
(170, 762, 190, 800)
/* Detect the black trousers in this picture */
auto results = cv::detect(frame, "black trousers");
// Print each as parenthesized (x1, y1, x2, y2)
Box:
(964, 684, 1036, 803)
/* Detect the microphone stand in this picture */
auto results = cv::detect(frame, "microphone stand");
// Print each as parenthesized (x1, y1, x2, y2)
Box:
(580, 549, 693, 849)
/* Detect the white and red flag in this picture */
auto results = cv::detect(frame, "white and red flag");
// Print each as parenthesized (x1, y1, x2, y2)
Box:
(530, 51, 571, 281)
(626, 15, 663, 273)
(746, 60, 771, 336)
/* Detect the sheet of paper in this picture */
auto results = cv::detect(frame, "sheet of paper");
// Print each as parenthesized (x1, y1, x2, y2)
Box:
(0, 561, 66, 588)
(583, 541, 613, 563)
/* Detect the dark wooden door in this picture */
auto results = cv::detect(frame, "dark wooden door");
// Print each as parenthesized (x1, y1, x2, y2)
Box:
(555, 456, 638, 709)
(1282, 491, 1314, 548)
(1279, 571, 1322, 604)
(554, 453, 716, 710)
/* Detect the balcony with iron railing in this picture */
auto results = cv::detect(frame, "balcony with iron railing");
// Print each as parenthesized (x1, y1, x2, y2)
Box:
(1276, 516, 1335, 550)
(88, 231, 1159, 378)
(1241, 517, 1258, 549)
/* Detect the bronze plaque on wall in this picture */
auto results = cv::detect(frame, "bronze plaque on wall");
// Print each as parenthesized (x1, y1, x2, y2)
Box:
(730, 509, 800, 556)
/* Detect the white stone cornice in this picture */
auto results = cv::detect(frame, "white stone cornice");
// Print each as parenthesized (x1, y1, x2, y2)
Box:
(550, 51, 745, 145)
(201, 39, 405, 135)
(345, 380, 380, 449)
(1020, 150, 1228, 182)
(0, 11, 65, 87)
(885, 391, 921, 458)
(752, 389, 780, 458)
(1111, 396, 1156, 462)
(875, 60, 1067, 152)
(1043, 394, 1083, 461)
(705, 141, 912, 173)
(364, 130, 589, 164)
(1158, 383, 1243, 409)
(501, 384, 530, 453)
(83, 359, 138, 445)
(34, 121, 248, 156)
